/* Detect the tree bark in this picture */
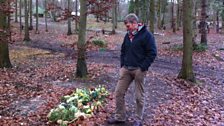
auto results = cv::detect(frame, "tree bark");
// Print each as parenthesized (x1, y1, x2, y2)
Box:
(24, 0, 31, 42)
(45, 0, 48, 32)
(0, 0, 12, 68)
(192, 0, 197, 47)
(15, 0, 18, 22)
(29, 0, 33, 30)
(216, 10, 219, 33)
(35, 0, 39, 33)
(176, 0, 180, 30)
(115, 1, 118, 28)
(75, 0, 78, 33)
(149, 0, 155, 33)
(161, 0, 168, 28)
(178, 0, 195, 82)
(134, 0, 139, 16)
(222, 1, 224, 33)
(171, 0, 176, 33)
(76, 0, 87, 78)
(67, 0, 72, 35)
(200, 0, 207, 45)
(111, 0, 117, 34)
(19, 0, 22, 34)
(157, 0, 161, 29)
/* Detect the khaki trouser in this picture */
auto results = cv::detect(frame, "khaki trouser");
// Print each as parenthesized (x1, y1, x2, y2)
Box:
(114, 67, 146, 121)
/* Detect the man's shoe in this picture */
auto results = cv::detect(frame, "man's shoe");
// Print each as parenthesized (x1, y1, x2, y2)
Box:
(107, 118, 125, 124)
(133, 121, 142, 126)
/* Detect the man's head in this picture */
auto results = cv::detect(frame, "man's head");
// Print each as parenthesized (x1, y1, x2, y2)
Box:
(124, 13, 139, 31)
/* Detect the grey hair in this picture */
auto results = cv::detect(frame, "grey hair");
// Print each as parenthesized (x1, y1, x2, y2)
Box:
(124, 13, 139, 23)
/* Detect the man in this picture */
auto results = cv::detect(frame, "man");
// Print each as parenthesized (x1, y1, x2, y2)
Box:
(107, 13, 157, 126)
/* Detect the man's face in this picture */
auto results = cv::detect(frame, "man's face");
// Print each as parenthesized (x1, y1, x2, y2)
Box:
(124, 20, 138, 31)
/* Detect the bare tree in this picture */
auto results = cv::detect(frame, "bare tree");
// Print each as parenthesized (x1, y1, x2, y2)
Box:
(45, 0, 48, 32)
(111, 0, 117, 34)
(67, 0, 72, 35)
(178, 0, 195, 82)
(76, 0, 88, 78)
(157, 0, 162, 29)
(149, 0, 155, 33)
(15, 0, 18, 22)
(200, 0, 208, 45)
(35, 0, 39, 33)
(24, 0, 31, 42)
(29, 0, 33, 30)
(0, 0, 12, 68)
(171, 0, 176, 33)
(19, 0, 22, 33)
(75, 0, 78, 32)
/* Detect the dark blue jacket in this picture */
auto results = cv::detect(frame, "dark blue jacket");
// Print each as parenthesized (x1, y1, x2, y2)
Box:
(120, 26, 157, 71)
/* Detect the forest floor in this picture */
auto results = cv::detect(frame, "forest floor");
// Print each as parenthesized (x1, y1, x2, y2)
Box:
(0, 19, 224, 126)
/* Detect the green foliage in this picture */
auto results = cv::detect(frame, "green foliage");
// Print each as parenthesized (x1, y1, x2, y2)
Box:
(193, 43, 208, 52)
(48, 104, 77, 122)
(128, 0, 135, 13)
(171, 43, 207, 52)
(92, 38, 107, 47)
(48, 85, 109, 125)
(140, 0, 148, 23)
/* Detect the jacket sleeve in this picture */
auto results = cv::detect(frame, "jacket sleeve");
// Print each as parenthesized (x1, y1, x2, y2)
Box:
(120, 38, 126, 68)
(140, 33, 157, 71)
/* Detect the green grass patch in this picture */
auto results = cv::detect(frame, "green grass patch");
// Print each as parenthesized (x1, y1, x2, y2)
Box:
(92, 38, 107, 48)
(171, 43, 208, 52)
(193, 43, 208, 52)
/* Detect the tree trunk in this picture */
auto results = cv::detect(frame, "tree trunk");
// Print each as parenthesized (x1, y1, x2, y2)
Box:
(222, 1, 224, 33)
(24, 0, 31, 42)
(141, 0, 148, 24)
(29, 0, 33, 30)
(149, 0, 155, 33)
(171, 0, 176, 33)
(157, 0, 161, 29)
(76, 0, 87, 78)
(0, 0, 12, 68)
(178, 0, 195, 82)
(161, 0, 167, 28)
(15, 0, 18, 22)
(19, 0, 22, 33)
(45, 0, 48, 32)
(115, 1, 118, 28)
(192, 0, 197, 47)
(216, 10, 219, 33)
(67, 0, 72, 35)
(111, 0, 117, 34)
(35, 0, 39, 33)
(135, 0, 139, 16)
(176, 0, 180, 30)
(8, 6, 11, 41)
(75, 0, 78, 33)
(200, 0, 207, 45)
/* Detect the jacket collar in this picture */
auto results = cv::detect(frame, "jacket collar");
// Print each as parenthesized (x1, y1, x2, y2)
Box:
(127, 23, 145, 41)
